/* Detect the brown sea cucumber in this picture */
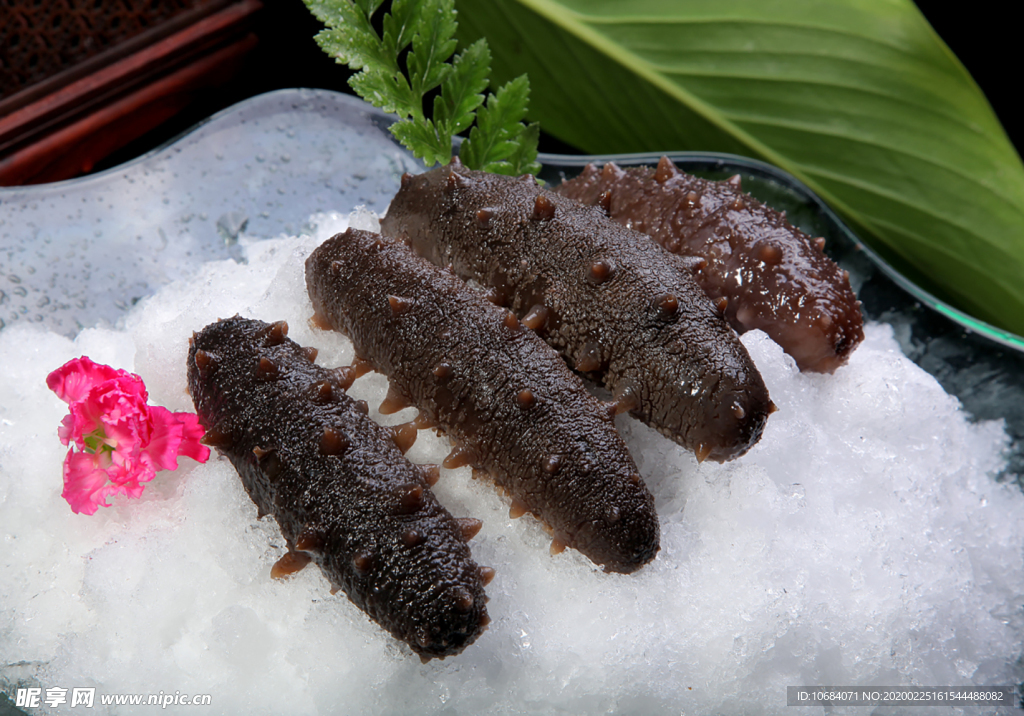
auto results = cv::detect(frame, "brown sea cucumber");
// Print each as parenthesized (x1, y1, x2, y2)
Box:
(187, 316, 489, 660)
(380, 162, 773, 463)
(306, 229, 659, 573)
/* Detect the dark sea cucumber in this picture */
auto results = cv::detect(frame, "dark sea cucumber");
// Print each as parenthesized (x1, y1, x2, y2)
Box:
(556, 158, 865, 373)
(379, 162, 773, 463)
(305, 229, 659, 574)
(186, 316, 489, 660)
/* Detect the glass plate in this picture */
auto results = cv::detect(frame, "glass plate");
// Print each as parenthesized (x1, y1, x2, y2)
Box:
(1, 88, 1021, 474)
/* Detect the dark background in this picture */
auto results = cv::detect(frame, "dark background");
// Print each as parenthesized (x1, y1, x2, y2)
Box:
(91, 0, 1021, 172)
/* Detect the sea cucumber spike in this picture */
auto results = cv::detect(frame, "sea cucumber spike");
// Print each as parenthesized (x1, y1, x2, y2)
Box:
(479, 612, 491, 627)
(352, 356, 375, 377)
(542, 454, 562, 475)
(263, 320, 289, 345)
(295, 528, 325, 552)
(758, 244, 783, 265)
(695, 443, 713, 463)
(330, 584, 341, 595)
(587, 258, 614, 284)
(598, 190, 613, 214)
(271, 551, 312, 579)
(482, 287, 504, 305)
(433, 362, 453, 381)
(601, 162, 624, 181)
(200, 428, 233, 448)
(253, 445, 271, 459)
(443, 445, 475, 469)
(352, 551, 373, 574)
(402, 528, 425, 547)
(521, 304, 549, 331)
(768, 401, 779, 414)
(313, 380, 333, 403)
(605, 505, 622, 524)
(401, 172, 413, 188)
(686, 191, 699, 205)
(394, 484, 425, 514)
(550, 536, 568, 555)
(309, 311, 333, 331)
(330, 261, 343, 276)
(320, 427, 350, 456)
(519, 173, 538, 184)
(421, 464, 441, 486)
(814, 237, 826, 251)
(531, 194, 556, 221)
(575, 343, 602, 372)
(732, 404, 746, 420)
(472, 467, 489, 482)
(451, 155, 463, 167)
(388, 422, 418, 454)
(454, 587, 474, 613)
(302, 346, 318, 363)
(516, 389, 536, 409)
(447, 170, 469, 190)
(817, 313, 834, 330)
(655, 293, 679, 318)
(727, 174, 742, 189)
(478, 566, 496, 586)
(379, 384, 411, 414)
(388, 295, 413, 315)
(334, 366, 357, 390)
(509, 498, 528, 519)
(354, 399, 370, 415)
(503, 311, 521, 331)
(258, 357, 279, 379)
(194, 349, 217, 379)
(476, 208, 493, 228)
(655, 156, 680, 183)
(412, 412, 438, 430)
(716, 296, 729, 315)
(456, 517, 483, 542)
(731, 197, 746, 211)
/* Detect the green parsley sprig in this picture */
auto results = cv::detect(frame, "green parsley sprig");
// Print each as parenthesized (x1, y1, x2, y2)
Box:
(304, 0, 541, 175)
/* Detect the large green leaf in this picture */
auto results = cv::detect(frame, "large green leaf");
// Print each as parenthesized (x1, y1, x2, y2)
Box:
(454, 0, 1024, 337)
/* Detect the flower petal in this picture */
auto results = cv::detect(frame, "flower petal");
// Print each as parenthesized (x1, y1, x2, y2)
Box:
(144, 406, 186, 472)
(47, 357, 123, 404)
(62, 449, 117, 515)
(173, 412, 211, 463)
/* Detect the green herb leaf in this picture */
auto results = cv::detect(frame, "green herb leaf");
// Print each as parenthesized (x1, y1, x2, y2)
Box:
(434, 39, 491, 137)
(460, 74, 534, 174)
(455, 0, 1024, 337)
(303, 0, 539, 174)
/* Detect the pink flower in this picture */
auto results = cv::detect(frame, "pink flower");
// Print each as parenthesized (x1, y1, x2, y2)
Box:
(47, 357, 210, 515)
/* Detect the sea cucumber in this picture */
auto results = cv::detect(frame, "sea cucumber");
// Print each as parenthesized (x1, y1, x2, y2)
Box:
(186, 316, 489, 660)
(306, 229, 659, 573)
(556, 157, 865, 373)
(379, 162, 773, 463)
